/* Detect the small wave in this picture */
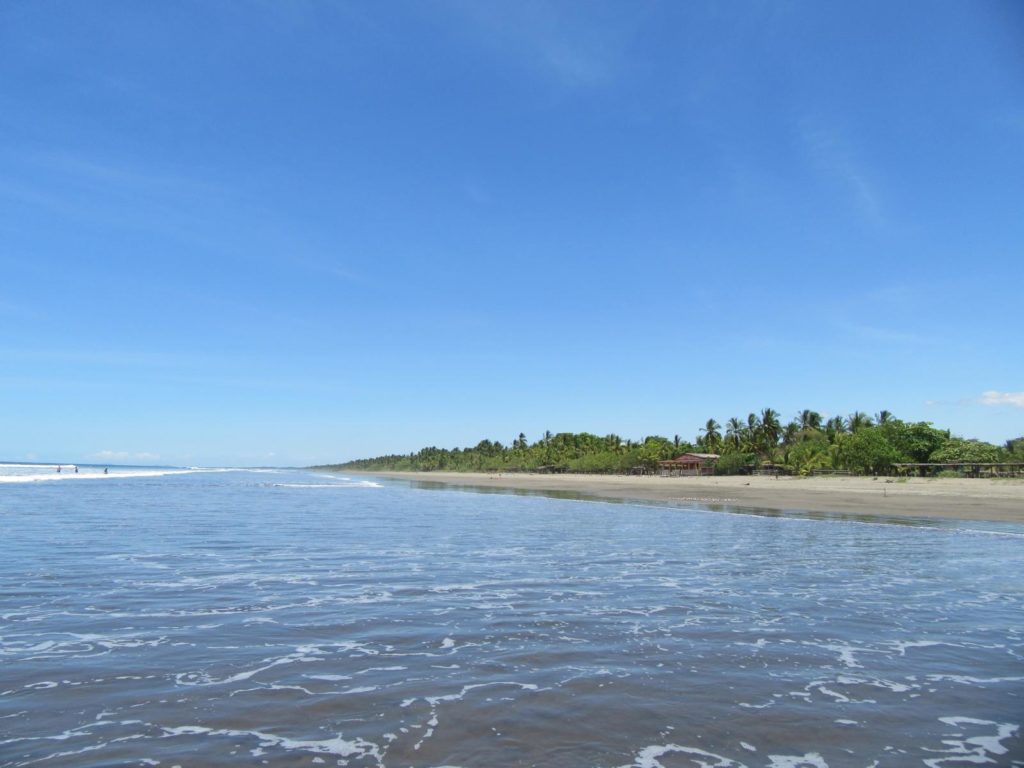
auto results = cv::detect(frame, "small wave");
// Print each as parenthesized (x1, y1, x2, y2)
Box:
(949, 527, 1024, 539)
(272, 481, 382, 489)
(0, 468, 197, 484)
(0, 466, 271, 484)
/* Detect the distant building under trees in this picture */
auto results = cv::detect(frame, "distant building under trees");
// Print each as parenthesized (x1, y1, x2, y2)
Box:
(658, 453, 719, 477)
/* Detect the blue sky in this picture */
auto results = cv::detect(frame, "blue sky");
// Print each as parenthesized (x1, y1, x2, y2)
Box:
(1, 1, 1022, 466)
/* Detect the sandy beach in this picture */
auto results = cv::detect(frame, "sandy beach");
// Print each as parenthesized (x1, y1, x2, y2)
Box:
(346, 471, 1024, 523)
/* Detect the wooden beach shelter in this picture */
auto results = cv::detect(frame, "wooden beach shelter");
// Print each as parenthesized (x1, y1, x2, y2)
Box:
(658, 453, 719, 477)
(892, 461, 1024, 478)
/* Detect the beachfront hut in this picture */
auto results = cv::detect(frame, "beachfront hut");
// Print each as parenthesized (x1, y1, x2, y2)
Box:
(753, 462, 788, 476)
(891, 461, 1024, 478)
(536, 464, 569, 474)
(658, 453, 719, 477)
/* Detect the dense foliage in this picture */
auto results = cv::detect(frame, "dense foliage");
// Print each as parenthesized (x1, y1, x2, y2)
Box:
(315, 410, 1022, 476)
(328, 432, 695, 475)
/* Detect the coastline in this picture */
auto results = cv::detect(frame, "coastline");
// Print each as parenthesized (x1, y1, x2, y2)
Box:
(342, 470, 1024, 523)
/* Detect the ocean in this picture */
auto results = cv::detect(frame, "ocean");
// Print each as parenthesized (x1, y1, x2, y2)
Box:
(1, 466, 1021, 767)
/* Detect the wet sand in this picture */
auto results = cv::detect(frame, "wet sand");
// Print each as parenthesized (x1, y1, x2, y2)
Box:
(347, 471, 1024, 523)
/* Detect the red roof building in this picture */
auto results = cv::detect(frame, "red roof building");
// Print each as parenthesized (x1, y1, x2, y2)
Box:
(657, 453, 719, 476)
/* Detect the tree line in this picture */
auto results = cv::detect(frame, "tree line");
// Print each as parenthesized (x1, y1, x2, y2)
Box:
(315, 409, 1024, 476)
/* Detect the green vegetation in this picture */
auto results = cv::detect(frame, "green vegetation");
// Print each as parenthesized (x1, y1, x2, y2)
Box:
(325, 432, 694, 475)
(315, 410, 1022, 477)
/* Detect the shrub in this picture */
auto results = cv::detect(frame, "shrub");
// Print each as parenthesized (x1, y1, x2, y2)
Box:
(715, 452, 756, 475)
(929, 438, 1003, 464)
(833, 427, 900, 474)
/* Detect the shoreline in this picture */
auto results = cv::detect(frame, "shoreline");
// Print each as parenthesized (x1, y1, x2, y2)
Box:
(341, 470, 1024, 524)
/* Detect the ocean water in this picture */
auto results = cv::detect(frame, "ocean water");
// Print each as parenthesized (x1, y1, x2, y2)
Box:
(1, 468, 1022, 767)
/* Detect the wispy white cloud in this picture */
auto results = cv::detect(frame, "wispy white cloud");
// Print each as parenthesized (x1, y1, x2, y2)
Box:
(440, 1, 641, 87)
(2, 145, 368, 292)
(800, 120, 884, 225)
(91, 450, 161, 462)
(839, 322, 929, 345)
(0, 346, 215, 369)
(463, 178, 492, 205)
(1, 148, 225, 212)
(927, 391, 1024, 408)
(0, 147, 236, 256)
(979, 390, 1024, 408)
(0, 297, 39, 321)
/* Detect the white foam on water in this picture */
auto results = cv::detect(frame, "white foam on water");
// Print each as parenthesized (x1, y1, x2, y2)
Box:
(24, 681, 58, 690)
(0, 463, 65, 469)
(767, 754, 829, 768)
(402, 682, 540, 751)
(174, 646, 329, 687)
(804, 642, 884, 669)
(922, 717, 1020, 766)
(619, 744, 748, 767)
(4, 631, 170, 662)
(926, 674, 1024, 685)
(306, 674, 352, 682)
(158, 724, 383, 763)
(949, 527, 1024, 539)
(0, 719, 132, 750)
(272, 481, 382, 489)
(891, 640, 949, 656)
(803, 674, 915, 705)
(11, 741, 109, 766)
(837, 675, 912, 693)
(0, 465, 232, 484)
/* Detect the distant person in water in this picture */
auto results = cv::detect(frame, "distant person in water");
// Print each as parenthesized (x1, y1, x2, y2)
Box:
(56, 465, 61, 473)
(104, 468, 108, 474)
(74, 466, 78, 474)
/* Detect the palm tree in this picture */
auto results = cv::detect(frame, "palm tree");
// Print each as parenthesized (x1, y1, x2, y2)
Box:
(700, 419, 722, 452)
(875, 410, 893, 425)
(848, 412, 873, 432)
(783, 421, 800, 445)
(798, 409, 823, 431)
(746, 412, 758, 433)
(759, 408, 782, 456)
(725, 417, 744, 451)
(825, 416, 847, 441)
(744, 413, 759, 453)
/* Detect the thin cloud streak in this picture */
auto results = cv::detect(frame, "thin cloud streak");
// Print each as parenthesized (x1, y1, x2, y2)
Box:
(90, 450, 161, 463)
(839, 322, 930, 345)
(979, 390, 1024, 408)
(800, 120, 884, 225)
(440, 0, 640, 87)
